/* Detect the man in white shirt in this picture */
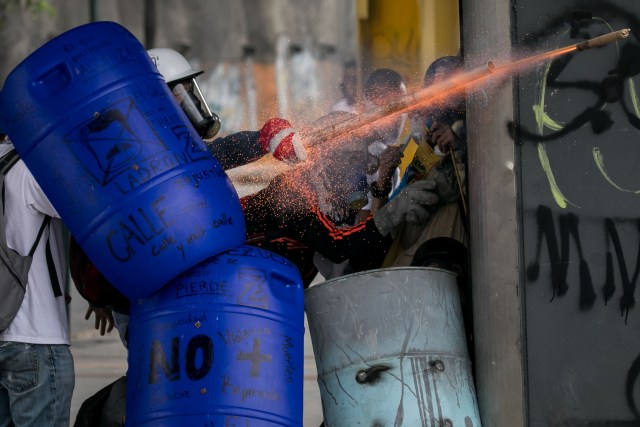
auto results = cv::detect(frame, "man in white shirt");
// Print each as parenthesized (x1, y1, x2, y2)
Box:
(356, 68, 408, 221)
(330, 60, 359, 115)
(0, 135, 74, 426)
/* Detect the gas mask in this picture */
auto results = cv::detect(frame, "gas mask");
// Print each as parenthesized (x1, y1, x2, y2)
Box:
(170, 79, 221, 140)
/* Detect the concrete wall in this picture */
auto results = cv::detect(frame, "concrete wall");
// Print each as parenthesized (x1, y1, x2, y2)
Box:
(461, 0, 526, 426)
(0, 0, 356, 134)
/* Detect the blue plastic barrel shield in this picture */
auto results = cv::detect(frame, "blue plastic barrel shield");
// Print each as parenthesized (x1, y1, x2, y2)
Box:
(305, 267, 482, 427)
(126, 246, 304, 426)
(0, 21, 245, 299)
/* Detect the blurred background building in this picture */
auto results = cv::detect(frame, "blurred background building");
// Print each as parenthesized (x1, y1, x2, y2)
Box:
(0, 0, 460, 135)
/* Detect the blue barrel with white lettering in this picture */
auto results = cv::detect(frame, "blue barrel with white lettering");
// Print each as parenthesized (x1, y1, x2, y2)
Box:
(0, 21, 245, 299)
(126, 245, 304, 426)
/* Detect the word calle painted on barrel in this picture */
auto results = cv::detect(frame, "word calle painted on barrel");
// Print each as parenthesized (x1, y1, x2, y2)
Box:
(106, 195, 174, 262)
(212, 213, 233, 228)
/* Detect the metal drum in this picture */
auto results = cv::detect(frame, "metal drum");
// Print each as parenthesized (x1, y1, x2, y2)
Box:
(305, 267, 481, 427)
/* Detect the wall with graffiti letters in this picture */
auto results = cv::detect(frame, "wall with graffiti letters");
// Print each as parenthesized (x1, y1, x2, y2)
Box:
(512, 1, 640, 424)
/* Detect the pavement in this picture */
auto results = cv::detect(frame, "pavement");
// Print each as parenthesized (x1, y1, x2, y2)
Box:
(68, 275, 325, 426)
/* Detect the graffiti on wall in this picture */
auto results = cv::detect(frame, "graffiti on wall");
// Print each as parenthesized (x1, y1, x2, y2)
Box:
(527, 205, 640, 418)
(513, 2, 640, 420)
(527, 205, 640, 321)
(509, 2, 640, 209)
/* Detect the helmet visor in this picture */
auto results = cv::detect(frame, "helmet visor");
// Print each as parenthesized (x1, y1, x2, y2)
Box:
(171, 79, 221, 139)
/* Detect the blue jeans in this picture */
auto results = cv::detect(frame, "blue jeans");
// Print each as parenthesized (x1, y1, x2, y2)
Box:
(0, 342, 74, 427)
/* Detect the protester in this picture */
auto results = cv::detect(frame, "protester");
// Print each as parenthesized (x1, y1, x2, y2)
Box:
(242, 157, 440, 286)
(70, 50, 442, 425)
(331, 60, 359, 115)
(0, 134, 74, 426)
(147, 47, 268, 170)
(355, 68, 408, 222)
(315, 71, 406, 279)
(383, 56, 469, 267)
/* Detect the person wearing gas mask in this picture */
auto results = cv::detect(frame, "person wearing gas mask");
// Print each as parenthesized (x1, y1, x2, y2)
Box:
(73, 48, 291, 426)
(147, 48, 267, 170)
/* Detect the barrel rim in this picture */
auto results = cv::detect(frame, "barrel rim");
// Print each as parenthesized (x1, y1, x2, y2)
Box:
(1, 21, 130, 91)
(305, 266, 457, 294)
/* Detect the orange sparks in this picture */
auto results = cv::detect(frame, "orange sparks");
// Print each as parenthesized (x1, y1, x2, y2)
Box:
(237, 29, 629, 207)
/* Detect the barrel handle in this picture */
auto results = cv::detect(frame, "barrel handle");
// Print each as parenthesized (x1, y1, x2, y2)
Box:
(33, 63, 73, 98)
(355, 364, 390, 384)
(425, 359, 445, 373)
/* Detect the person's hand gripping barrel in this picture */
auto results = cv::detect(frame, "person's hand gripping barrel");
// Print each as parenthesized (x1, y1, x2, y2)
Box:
(373, 179, 439, 236)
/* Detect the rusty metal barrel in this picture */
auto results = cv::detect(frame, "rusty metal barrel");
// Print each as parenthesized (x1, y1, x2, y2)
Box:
(305, 267, 481, 427)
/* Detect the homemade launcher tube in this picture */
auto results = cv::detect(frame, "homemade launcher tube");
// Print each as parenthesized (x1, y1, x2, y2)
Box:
(307, 28, 630, 145)
(309, 61, 496, 144)
(575, 28, 630, 51)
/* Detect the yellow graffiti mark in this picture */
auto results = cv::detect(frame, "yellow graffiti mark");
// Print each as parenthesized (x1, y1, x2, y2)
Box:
(593, 147, 640, 194)
(533, 55, 575, 209)
(629, 79, 640, 118)
(533, 19, 640, 208)
(533, 105, 564, 132)
(537, 144, 569, 208)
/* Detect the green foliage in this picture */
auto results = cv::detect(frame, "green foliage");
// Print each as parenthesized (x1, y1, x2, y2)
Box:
(28, 0, 55, 16)
(0, 0, 56, 17)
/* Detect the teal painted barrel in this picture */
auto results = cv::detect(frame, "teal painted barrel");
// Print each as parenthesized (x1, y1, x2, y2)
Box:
(0, 21, 245, 299)
(305, 267, 481, 427)
(126, 245, 304, 426)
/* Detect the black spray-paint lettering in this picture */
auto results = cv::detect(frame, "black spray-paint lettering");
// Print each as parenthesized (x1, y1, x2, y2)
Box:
(528, 206, 640, 319)
(106, 195, 175, 261)
(148, 334, 213, 384)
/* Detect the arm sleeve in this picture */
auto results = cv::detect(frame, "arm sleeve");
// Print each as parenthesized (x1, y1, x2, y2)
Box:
(290, 206, 392, 265)
(207, 131, 265, 170)
(242, 181, 391, 268)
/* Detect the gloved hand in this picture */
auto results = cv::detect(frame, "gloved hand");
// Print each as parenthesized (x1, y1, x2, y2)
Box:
(259, 118, 307, 162)
(426, 161, 463, 204)
(373, 179, 439, 236)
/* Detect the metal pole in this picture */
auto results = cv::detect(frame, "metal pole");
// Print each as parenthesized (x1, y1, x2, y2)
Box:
(89, 0, 97, 22)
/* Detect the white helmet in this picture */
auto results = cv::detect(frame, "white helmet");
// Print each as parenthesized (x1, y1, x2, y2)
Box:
(147, 48, 203, 85)
(148, 48, 220, 139)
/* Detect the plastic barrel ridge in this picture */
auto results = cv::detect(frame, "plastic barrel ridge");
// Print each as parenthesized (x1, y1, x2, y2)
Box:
(305, 267, 482, 427)
(126, 245, 305, 427)
(0, 21, 246, 299)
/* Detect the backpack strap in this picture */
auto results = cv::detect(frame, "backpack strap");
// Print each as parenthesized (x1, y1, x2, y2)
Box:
(1, 150, 50, 257)
(29, 217, 50, 257)
(0, 150, 60, 296)
(45, 230, 62, 297)
(1, 150, 20, 216)
(0, 150, 20, 175)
